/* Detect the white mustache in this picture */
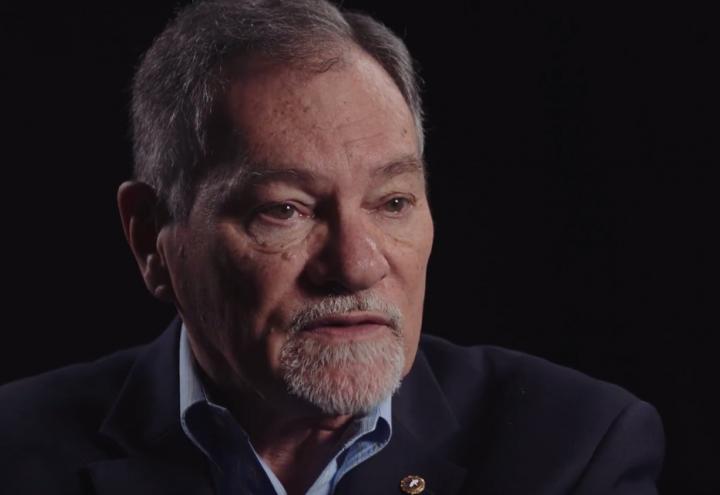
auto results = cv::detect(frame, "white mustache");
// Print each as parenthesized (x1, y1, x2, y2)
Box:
(287, 293, 402, 336)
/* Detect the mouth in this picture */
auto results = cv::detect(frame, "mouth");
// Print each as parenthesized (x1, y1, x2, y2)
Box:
(299, 313, 394, 339)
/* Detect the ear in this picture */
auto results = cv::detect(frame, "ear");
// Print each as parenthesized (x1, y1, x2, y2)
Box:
(117, 181, 175, 302)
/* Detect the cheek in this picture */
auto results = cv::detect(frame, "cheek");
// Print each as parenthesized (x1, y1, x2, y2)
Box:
(387, 210, 434, 285)
(389, 212, 433, 372)
(263, 331, 289, 378)
(214, 224, 314, 329)
(198, 227, 313, 382)
(399, 297, 425, 376)
(382, 200, 434, 249)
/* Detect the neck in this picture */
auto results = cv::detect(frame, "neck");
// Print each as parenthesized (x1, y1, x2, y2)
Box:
(238, 398, 354, 450)
(211, 381, 357, 494)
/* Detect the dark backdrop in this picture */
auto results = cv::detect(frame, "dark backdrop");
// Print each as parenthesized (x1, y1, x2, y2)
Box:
(1, 1, 716, 493)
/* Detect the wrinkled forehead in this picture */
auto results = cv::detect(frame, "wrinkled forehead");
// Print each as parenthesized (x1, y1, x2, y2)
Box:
(225, 47, 416, 146)
(194, 46, 422, 198)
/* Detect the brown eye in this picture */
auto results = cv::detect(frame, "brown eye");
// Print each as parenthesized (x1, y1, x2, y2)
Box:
(261, 203, 298, 220)
(384, 197, 410, 213)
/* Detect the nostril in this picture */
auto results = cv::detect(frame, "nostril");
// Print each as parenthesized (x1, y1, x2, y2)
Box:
(325, 281, 352, 296)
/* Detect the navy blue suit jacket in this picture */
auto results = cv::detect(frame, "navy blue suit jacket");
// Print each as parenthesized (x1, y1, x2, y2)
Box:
(0, 319, 664, 494)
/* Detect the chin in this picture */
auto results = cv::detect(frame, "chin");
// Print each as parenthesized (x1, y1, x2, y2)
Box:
(278, 330, 405, 416)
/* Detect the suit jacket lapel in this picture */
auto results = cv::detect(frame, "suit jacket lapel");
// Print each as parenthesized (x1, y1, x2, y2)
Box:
(336, 351, 468, 495)
(85, 318, 214, 495)
(85, 455, 213, 495)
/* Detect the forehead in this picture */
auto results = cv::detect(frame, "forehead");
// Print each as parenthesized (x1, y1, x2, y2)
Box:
(223, 46, 419, 175)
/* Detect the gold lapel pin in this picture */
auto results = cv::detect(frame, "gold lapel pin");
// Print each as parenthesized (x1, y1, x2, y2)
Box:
(400, 475, 426, 494)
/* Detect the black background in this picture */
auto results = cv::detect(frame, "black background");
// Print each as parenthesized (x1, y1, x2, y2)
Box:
(1, 1, 716, 493)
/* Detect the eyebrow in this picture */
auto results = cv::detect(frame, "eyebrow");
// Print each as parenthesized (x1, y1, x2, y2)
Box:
(243, 166, 318, 187)
(241, 154, 425, 186)
(208, 155, 425, 211)
(371, 155, 425, 179)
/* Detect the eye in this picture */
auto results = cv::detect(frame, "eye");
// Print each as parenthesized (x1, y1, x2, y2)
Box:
(382, 196, 413, 214)
(258, 203, 300, 220)
(246, 200, 314, 245)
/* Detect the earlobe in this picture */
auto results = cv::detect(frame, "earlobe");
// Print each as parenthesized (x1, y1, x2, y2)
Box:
(145, 253, 175, 302)
(117, 181, 176, 302)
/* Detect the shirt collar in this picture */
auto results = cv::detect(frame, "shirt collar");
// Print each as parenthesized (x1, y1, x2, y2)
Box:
(178, 324, 207, 412)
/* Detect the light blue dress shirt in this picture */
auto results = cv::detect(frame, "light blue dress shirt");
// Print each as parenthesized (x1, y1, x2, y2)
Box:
(178, 325, 393, 495)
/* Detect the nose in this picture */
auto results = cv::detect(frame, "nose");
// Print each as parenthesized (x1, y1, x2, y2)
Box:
(304, 210, 389, 294)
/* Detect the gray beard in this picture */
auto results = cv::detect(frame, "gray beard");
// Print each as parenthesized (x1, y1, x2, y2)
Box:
(278, 294, 405, 416)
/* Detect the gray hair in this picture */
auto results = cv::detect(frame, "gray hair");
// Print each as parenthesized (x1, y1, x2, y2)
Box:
(131, 0, 424, 222)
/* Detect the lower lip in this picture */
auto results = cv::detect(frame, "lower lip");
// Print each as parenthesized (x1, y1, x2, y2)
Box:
(303, 323, 389, 339)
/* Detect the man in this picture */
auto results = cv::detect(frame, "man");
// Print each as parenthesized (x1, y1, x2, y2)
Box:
(0, 1, 663, 494)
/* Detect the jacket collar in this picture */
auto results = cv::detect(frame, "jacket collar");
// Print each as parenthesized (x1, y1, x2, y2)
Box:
(86, 317, 214, 495)
(97, 317, 185, 452)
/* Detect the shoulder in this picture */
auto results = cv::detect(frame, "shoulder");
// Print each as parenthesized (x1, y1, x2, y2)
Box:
(417, 334, 664, 493)
(0, 347, 141, 491)
(418, 333, 639, 415)
(0, 346, 139, 428)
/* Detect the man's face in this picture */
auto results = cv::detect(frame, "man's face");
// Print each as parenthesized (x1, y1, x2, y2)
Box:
(159, 47, 433, 416)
